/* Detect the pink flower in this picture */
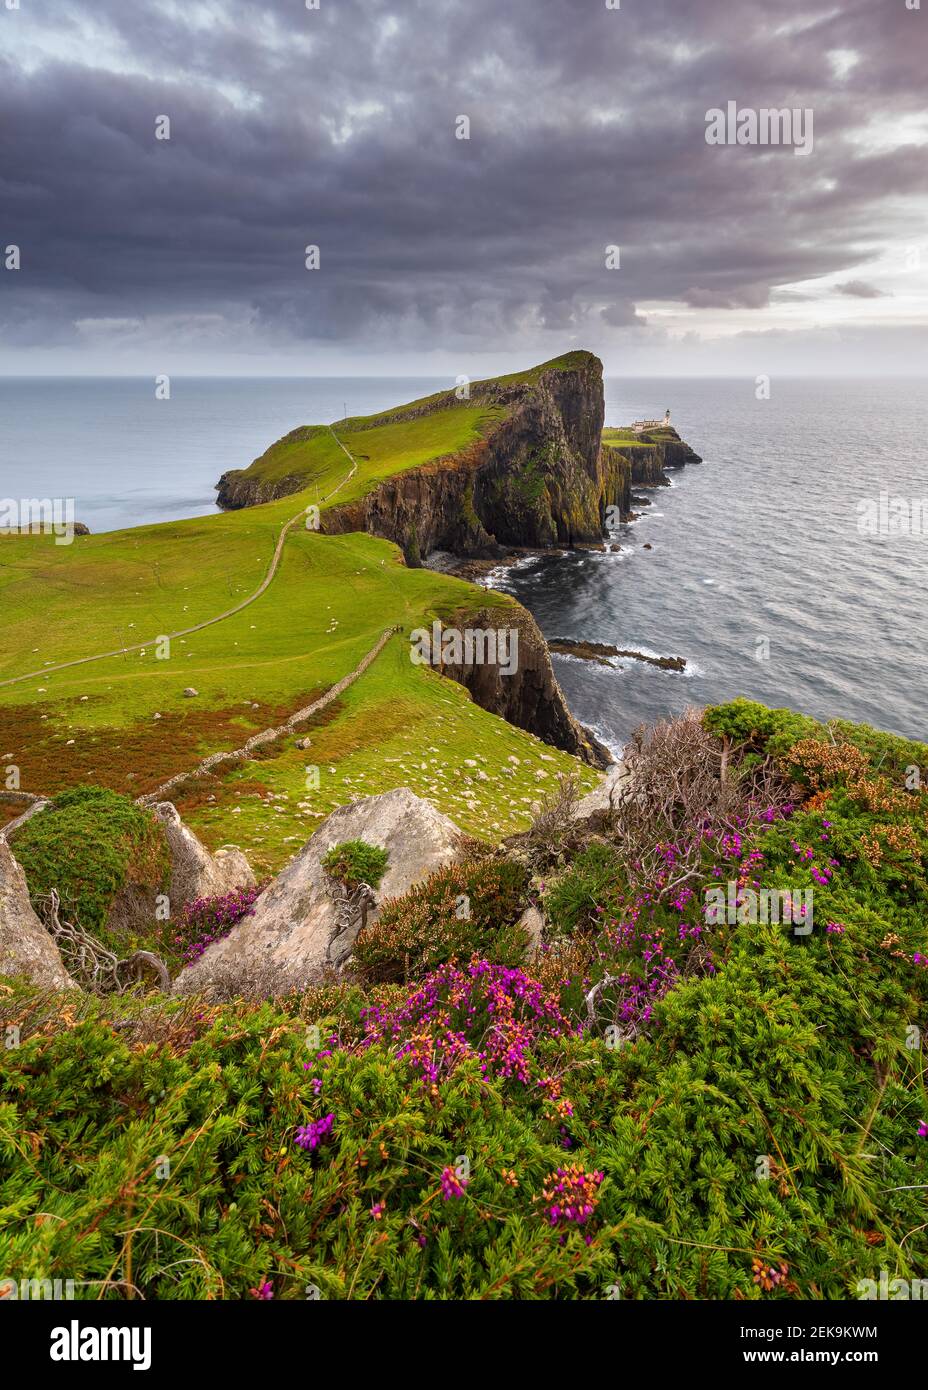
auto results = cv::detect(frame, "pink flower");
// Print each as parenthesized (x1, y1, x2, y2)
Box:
(440, 1166, 468, 1200)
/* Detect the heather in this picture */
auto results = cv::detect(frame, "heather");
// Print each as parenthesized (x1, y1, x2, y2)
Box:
(171, 885, 263, 970)
(1, 702, 926, 1299)
(353, 857, 529, 982)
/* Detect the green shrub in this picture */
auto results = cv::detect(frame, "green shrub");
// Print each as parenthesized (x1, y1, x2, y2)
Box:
(353, 856, 530, 982)
(11, 786, 169, 944)
(2, 704, 927, 1301)
(321, 840, 389, 891)
(543, 842, 624, 935)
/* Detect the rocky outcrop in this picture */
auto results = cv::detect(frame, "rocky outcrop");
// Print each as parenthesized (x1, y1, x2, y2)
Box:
(176, 789, 465, 996)
(627, 429, 702, 491)
(216, 470, 305, 510)
(323, 357, 613, 557)
(516, 904, 545, 957)
(104, 802, 254, 936)
(573, 762, 632, 819)
(216, 426, 325, 509)
(432, 606, 611, 768)
(152, 803, 255, 910)
(0, 794, 49, 842)
(0, 840, 75, 989)
(548, 639, 686, 671)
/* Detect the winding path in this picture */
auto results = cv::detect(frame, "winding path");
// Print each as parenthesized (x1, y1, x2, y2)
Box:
(0, 428, 363, 692)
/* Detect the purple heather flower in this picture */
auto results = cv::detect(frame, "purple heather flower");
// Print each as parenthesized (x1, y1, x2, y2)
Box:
(295, 1113, 334, 1151)
(440, 1166, 468, 1200)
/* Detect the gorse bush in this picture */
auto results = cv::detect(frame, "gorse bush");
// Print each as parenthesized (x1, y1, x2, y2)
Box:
(12, 786, 170, 946)
(1, 704, 925, 1300)
(543, 842, 625, 936)
(353, 856, 529, 982)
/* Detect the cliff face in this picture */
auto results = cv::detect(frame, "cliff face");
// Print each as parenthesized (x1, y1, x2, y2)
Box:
(629, 430, 702, 489)
(211, 356, 701, 769)
(433, 604, 612, 769)
(599, 444, 633, 516)
(216, 470, 305, 509)
(324, 356, 619, 559)
(217, 425, 332, 510)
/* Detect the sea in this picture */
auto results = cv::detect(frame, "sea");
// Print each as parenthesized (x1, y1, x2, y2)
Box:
(1, 375, 925, 754)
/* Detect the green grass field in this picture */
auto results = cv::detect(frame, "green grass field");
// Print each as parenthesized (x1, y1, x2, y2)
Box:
(240, 405, 501, 503)
(0, 393, 601, 868)
(601, 428, 653, 451)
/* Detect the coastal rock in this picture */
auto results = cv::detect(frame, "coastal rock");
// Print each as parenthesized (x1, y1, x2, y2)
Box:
(0, 839, 75, 989)
(151, 802, 255, 911)
(433, 606, 612, 769)
(175, 788, 465, 995)
(548, 639, 686, 672)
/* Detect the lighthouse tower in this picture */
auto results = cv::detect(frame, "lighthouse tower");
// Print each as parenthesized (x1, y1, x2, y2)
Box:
(663, 408, 671, 426)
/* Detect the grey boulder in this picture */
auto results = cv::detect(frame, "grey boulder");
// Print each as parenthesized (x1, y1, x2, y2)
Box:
(176, 788, 465, 995)
(0, 839, 75, 989)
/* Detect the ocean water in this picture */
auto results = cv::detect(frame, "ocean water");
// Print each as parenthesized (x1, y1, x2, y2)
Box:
(502, 377, 928, 751)
(1, 375, 925, 750)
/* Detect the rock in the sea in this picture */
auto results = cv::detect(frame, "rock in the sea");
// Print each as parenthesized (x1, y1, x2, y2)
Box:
(176, 788, 465, 996)
(0, 839, 75, 989)
(152, 802, 255, 911)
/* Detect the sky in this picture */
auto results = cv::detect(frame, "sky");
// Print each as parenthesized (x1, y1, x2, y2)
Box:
(1, 0, 927, 377)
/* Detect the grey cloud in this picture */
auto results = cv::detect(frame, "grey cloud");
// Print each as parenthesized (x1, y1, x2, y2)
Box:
(0, 0, 926, 368)
(835, 281, 890, 299)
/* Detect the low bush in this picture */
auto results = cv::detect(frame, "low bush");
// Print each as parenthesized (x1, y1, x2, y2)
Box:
(352, 856, 529, 982)
(2, 704, 925, 1300)
(12, 786, 169, 947)
(321, 840, 389, 891)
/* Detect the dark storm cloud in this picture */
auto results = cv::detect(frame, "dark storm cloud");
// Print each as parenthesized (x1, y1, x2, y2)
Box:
(1, 0, 925, 359)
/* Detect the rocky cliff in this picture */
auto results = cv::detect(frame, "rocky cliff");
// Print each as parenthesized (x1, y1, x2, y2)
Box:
(212, 354, 701, 769)
(324, 355, 615, 558)
(626, 430, 702, 490)
(436, 603, 611, 768)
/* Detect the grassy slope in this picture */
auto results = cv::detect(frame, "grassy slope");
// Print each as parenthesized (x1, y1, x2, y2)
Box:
(601, 427, 653, 452)
(230, 350, 595, 497)
(242, 405, 501, 497)
(0, 367, 602, 873)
